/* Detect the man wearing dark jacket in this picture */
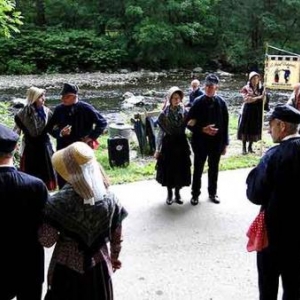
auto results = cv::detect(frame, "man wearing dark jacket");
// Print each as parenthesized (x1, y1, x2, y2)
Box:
(46, 83, 107, 188)
(187, 74, 229, 205)
(186, 79, 204, 108)
(246, 104, 300, 300)
(0, 124, 49, 300)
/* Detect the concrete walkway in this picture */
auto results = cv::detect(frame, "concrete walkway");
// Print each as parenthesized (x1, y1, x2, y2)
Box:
(43, 168, 283, 300)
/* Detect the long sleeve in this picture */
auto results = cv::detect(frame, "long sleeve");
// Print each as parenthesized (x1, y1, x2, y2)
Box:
(246, 147, 277, 205)
(38, 222, 59, 248)
(155, 127, 164, 151)
(110, 225, 123, 261)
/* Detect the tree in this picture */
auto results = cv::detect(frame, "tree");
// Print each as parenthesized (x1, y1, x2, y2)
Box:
(36, 0, 46, 26)
(0, 0, 23, 37)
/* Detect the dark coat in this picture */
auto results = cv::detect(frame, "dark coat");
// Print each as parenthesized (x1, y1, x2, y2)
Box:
(0, 167, 48, 299)
(187, 94, 229, 152)
(46, 101, 107, 150)
(187, 88, 204, 107)
(246, 137, 300, 254)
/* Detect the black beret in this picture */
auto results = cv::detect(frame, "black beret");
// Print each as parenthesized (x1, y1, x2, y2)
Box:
(60, 83, 79, 96)
(0, 124, 19, 153)
(204, 74, 220, 86)
(269, 104, 300, 124)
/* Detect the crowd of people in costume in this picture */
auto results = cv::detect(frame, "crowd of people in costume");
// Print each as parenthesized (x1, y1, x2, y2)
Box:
(1, 74, 300, 300)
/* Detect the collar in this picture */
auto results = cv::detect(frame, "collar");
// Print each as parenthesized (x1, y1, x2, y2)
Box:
(0, 164, 15, 168)
(282, 133, 300, 141)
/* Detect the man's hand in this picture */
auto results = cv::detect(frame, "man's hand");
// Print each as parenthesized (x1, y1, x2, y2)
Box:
(60, 125, 72, 137)
(202, 124, 219, 136)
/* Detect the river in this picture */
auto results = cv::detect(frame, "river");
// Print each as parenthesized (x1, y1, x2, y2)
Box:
(0, 71, 291, 121)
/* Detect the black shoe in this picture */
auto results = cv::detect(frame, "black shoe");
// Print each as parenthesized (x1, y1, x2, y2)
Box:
(248, 148, 255, 154)
(209, 195, 220, 204)
(166, 196, 173, 205)
(190, 197, 199, 206)
(175, 189, 183, 205)
(175, 197, 184, 205)
(242, 148, 247, 155)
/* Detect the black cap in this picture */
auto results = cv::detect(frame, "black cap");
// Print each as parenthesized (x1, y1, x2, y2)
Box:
(204, 74, 220, 86)
(268, 104, 300, 124)
(0, 124, 19, 153)
(60, 83, 79, 96)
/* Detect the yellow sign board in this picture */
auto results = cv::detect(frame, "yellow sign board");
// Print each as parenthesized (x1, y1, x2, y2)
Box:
(264, 55, 300, 90)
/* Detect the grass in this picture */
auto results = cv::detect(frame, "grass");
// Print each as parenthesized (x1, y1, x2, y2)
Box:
(1, 102, 273, 185)
(96, 114, 273, 184)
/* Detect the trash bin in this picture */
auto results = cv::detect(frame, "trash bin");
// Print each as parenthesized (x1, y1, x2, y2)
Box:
(108, 122, 132, 140)
(107, 137, 130, 168)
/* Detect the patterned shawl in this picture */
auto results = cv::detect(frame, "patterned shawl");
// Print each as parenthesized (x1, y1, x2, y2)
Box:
(45, 184, 127, 251)
(16, 104, 52, 137)
(157, 104, 187, 135)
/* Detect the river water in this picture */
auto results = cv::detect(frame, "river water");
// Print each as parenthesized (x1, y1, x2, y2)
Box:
(0, 72, 291, 122)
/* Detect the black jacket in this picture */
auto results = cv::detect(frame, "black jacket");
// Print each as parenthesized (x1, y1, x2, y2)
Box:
(187, 94, 229, 151)
(0, 167, 49, 298)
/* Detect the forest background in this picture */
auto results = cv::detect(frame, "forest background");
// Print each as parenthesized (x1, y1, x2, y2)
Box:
(1, 0, 300, 75)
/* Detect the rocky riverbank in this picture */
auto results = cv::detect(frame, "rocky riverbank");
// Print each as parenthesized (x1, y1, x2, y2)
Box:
(0, 70, 292, 114)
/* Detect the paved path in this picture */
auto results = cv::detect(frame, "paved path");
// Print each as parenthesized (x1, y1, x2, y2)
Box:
(43, 168, 283, 300)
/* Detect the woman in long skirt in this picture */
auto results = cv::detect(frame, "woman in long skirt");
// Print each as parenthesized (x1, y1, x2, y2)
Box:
(14, 86, 57, 190)
(39, 142, 128, 300)
(237, 72, 265, 154)
(154, 86, 191, 205)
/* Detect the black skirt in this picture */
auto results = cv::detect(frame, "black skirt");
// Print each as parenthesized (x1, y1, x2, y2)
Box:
(44, 261, 113, 300)
(156, 134, 191, 188)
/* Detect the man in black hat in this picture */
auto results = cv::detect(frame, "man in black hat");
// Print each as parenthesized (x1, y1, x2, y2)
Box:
(187, 73, 229, 205)
(0, 124, 49, 300)
(246, 103, 300, 299)
(46, 83, 107, 188)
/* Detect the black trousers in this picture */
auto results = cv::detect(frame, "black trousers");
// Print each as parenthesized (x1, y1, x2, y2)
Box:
(191, 141, 222, 198)
(257, 248, 300, 300)
(2, 283, 42, 300)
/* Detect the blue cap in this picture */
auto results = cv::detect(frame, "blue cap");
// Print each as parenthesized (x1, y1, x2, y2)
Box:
(0, 124, 19, 153)
(204, 74, 220, 86)
(269, 104, 300, 124)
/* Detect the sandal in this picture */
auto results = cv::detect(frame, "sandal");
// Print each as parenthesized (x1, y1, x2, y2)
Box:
(190, 197, 199, 206)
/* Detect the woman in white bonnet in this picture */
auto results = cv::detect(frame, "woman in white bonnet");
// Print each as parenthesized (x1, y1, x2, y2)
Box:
(237, 71, 266, 154)
(154, 86, 191, 205)
(14, 86, 57, 190)
(39, 141, 128, 300)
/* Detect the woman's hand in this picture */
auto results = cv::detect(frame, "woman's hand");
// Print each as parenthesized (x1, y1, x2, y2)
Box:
(111, 258, 122, 272)
(154, 150, 160, 159)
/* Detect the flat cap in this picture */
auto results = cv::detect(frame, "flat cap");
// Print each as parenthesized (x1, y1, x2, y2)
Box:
(60, 83, 79, 96)
(204, 74, 220, 86)
(0, 124, 19, 153)
(269, 104, 300, 124)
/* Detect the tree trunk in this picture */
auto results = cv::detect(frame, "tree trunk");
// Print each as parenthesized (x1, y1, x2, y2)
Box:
(36, 0, 46, 27)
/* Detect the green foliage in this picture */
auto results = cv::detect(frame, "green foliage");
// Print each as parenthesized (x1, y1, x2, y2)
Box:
(0, 0, 23, 38)
(0, 29, 127, 74)
(1, 0, 300, 72)
(0, 101, 14, 128)
(6, 59, 36, 74)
